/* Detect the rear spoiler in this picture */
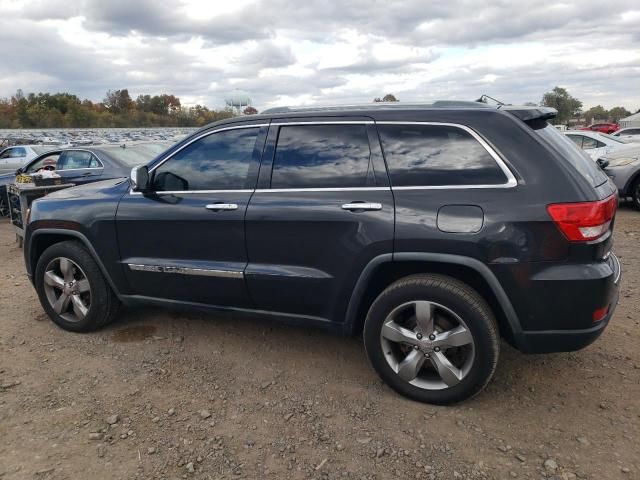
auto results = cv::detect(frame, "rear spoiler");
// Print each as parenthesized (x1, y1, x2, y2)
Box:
(498, 105, 557, 122)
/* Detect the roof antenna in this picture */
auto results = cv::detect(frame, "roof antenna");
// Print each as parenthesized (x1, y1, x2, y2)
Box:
(476, 94, 506, 106)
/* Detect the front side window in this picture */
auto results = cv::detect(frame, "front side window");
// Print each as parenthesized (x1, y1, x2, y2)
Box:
(271, 124, 372, 189)
(378, 124, 508, 186)
(2, 147, 26, 158)
(153, 128, 259, 191)
(59, 151, 102, 169)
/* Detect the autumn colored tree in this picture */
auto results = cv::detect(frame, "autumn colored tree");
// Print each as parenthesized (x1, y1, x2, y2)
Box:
(243, 106, 258, 115)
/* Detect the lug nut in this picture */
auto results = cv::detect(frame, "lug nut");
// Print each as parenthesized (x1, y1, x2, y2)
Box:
(434, 346, 441, 352)
(413, 345, 419, 350)
(429, 334, 436, 341)
(416, 333, 423, 339)
(424, 353, 430, 358)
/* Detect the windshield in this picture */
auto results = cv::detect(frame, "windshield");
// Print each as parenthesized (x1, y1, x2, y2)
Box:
(532, 122, 608, 187)
(597, 132, 628, 144)
(99, 143, 170, 166)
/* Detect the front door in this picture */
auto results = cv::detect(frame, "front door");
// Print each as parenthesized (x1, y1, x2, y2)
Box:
(116, 124, 267, 307)
(244, 121, 394, 324)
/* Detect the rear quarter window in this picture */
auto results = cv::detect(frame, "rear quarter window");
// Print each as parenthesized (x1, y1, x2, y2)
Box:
(532, 122, 608, 187)
(377, 124, 508, 187)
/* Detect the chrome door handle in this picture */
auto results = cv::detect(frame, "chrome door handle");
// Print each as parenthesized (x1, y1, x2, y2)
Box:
(205, 203, 238, 211)
(341, 202, 382, 211)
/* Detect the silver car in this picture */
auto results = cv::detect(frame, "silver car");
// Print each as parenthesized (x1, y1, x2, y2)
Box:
(601, 146, 640, 210)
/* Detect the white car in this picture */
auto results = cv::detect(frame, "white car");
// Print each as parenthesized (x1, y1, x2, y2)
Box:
(564, 130, 635, 160)
(612, 127, 640, 143)
(0, 145, 54, 174)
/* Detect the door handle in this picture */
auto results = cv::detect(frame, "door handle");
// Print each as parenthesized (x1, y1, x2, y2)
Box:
(205, 203, 238, 211)
(341, 202, 382, 211)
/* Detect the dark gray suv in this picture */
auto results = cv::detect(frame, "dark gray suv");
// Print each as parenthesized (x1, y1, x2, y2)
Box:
(23, 102, 621, 404)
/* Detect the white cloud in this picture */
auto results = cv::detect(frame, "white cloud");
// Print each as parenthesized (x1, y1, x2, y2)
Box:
(0, 0, 638, 111)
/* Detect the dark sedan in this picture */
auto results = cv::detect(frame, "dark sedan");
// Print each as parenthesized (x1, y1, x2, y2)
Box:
(1, 142, 171, 216)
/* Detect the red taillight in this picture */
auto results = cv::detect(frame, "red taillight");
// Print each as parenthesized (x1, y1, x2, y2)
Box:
(592, 305, 609, 322)
(546, 195, 617, 242)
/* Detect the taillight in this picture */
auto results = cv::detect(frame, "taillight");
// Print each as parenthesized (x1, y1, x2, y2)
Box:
(546, 195, 617, 242)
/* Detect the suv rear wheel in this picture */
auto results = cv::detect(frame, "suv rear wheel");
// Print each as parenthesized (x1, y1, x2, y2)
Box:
(363, 274, 499, 404)
(35, 241, 120, 332)
(631, 177, 640, 211)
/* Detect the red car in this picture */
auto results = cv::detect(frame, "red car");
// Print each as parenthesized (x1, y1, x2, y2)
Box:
(580, 122, 620, 134)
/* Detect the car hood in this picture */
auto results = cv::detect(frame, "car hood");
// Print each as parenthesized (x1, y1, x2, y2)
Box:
(43, 177, 130, 200)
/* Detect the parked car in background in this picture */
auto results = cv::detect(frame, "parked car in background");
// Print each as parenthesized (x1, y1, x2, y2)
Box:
(612, 127, 640, 142)
(0, 142, 170, 217)
(0, 145, 55, 174)
(600, 145, 640, 210)
(580, 123, 619, 134)
(22, 102, 621, 405)
(565, 130, 634, 160)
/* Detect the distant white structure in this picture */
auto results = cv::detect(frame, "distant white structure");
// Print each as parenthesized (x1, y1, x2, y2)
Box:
(620, 112, 640, 128)
(225, 90, 252, 115)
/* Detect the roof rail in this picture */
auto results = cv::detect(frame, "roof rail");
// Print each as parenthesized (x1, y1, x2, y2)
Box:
(262, 100, 493, 115)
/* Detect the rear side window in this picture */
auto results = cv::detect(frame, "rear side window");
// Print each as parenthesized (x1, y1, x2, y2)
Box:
(271, 125, 372, 189)
(532, 122, 607, 187)
(378, 124, 508, 186)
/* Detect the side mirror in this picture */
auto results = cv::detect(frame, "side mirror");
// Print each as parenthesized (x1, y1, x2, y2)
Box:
(131, 166, 150, 192)
(596, 158, 609, 170)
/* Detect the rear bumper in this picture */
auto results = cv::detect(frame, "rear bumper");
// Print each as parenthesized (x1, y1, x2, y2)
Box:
(511, 253, 621, 354)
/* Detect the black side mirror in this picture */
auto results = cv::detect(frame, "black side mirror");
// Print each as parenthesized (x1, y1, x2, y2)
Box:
(596, 158, 609, 170)
(131, 166, 150, 192)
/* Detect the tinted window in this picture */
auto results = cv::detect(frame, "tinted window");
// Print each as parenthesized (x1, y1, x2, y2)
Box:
(532, 122, 607, 187)
(271, 125, 372, 189)
(153, 128, 258, 191)
(59, 151, 102, 169)
(378, 124, 508, 186)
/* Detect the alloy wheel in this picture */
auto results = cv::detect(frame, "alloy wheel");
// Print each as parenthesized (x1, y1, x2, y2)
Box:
(43, 257, 91, 323)
(380, 301, 475, 390)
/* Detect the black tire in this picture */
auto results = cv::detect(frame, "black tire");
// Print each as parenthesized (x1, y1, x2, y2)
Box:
(35, 240, 120, 332)
(363, 274, 499, 405)
(0, 194, 8, 218)
(631, 177, 640, 211)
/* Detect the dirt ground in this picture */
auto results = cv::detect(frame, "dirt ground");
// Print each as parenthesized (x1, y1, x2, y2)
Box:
(1, 207, 639, 480)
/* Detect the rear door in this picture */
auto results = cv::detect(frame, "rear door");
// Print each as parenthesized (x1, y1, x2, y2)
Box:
(244, 119, 394, 324)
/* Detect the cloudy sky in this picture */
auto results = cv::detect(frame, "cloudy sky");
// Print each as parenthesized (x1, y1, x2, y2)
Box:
(1, 0, 639, 111)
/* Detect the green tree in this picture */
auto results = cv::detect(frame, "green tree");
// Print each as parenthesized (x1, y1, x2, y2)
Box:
(104, 89, 133, 114)
(608, 106, 631, 123)
(374, 93, 399, 102)
(583, 105, 608, 124)
(541, 87, 582, 124)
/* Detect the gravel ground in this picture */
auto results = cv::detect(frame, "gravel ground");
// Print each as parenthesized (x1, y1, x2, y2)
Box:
(1, 207, 639, 480)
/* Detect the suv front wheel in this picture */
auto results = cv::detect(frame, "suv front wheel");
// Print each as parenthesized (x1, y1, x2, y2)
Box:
(364, 274, 499, 404)
(35, 240, 120, 332)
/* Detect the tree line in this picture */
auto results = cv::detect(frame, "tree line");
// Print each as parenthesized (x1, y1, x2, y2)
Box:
(0, 89, 250, 129)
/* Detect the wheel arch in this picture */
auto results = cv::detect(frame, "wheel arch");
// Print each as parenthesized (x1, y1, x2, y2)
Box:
(27, 229, 122, 297)
(344, 253, 524, 348)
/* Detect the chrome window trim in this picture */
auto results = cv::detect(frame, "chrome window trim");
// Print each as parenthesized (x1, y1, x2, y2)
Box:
(255, 186, 390, 193)
(128, 263, 244, 279)
(375, 121, 518, 189)
(130, 120, 517, 195)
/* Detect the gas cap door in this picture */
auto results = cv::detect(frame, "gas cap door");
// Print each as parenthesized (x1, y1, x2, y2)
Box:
(437, 205, 484, 233)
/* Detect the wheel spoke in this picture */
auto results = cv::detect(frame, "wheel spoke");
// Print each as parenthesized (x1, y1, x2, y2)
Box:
(53, 292, 70, 314)
(397, 349, 426, 382)
(44, 271, 65, 289)
(433, 325, 473, 349)
(59, 258, 73, 282)
(430, 351, 463, 386)
(70, 294, 88, 319)
(76, 278, 90, 293)
(414, 301, 434, 335)
(381, 320, 419, 346)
